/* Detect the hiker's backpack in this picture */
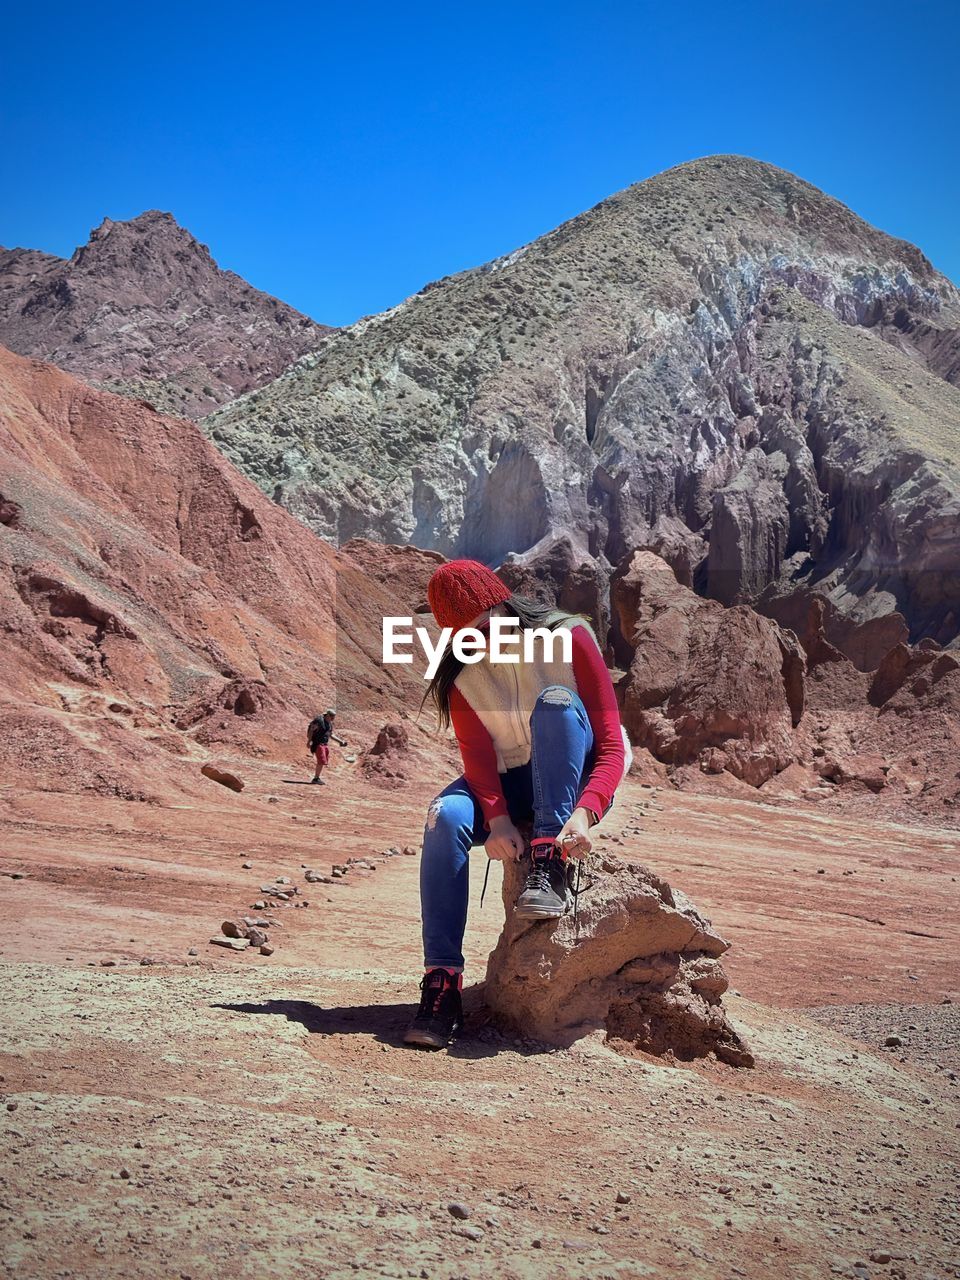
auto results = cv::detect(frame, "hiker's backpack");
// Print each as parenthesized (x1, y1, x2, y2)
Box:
(308, 717, 329, 751)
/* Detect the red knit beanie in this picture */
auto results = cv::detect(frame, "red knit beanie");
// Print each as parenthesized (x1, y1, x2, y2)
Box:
(427, 559, 512, 632)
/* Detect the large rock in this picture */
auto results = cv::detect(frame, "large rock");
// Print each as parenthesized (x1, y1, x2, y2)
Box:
(483, 851, 753, 1067)
(612, 550, 803, 786)
(497, 534, 610, 646)
(758, 584, 910, 673)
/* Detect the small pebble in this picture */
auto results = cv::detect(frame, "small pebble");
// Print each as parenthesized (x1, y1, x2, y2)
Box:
(447, 1202, 471, 1220)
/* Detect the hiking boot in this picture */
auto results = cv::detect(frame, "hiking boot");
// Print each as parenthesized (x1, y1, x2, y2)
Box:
(403, 969, 463, 1049)
(515, 845, 572, 920)
(311, 776, 325, 785)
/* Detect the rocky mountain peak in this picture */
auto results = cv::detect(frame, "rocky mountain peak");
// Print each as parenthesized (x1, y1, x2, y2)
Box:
(67, 210, 220, 301)
(0, 214, 330, 417)
(72, 210, 212, 270)
(205, 155, 960, 646)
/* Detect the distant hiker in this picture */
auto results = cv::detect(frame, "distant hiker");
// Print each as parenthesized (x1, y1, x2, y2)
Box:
(307, 709, 347, 784)
(403, 560, 631, 1050)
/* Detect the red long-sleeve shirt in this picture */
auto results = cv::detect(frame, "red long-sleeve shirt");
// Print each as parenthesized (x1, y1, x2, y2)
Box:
(448, 624, 625, 825)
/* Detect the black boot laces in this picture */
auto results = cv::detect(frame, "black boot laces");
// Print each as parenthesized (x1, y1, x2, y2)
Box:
(418, 972, 450, 1019)
(480, 848, 596, 923)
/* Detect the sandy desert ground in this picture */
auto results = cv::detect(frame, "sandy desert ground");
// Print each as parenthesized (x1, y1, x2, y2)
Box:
(1, 761, 958, 1280)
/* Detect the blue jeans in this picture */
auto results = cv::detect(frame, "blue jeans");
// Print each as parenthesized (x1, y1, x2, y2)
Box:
(419, 685, 594, 969)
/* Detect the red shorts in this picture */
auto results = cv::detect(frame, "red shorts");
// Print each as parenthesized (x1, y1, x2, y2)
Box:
(314, 744, 330, 767)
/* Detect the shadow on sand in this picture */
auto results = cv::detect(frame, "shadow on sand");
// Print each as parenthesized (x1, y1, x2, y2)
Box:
(212, 991, 541, 1060)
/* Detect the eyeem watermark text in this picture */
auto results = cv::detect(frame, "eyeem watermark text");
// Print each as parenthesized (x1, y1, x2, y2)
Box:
(383, 616, 573, 680)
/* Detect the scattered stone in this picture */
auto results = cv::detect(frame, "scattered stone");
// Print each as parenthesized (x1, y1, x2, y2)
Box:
(187, 948, 198, 956)
(200, 763, 244, 793)
(221, 920, 248, 939)
(447, 1202, 471, 1220)
(241, 860, 253, 869)
(260, 943, 274, 956)
(276, 876, 291, 885)
(99, 959, 117, 967)
(139, 958, 156, 967)
(616, 1191, 631, 1204)
(119, 1168, 131, 1180)
(884, 1035, 903, 1048)
(209, 936, 250, 951)
(402, 845, 417, 856)
(455, 1226, 483, 1242)
(267, 796, 279, 804)
(246, 928, 268, 948)
(6, 1102, 18, 1112)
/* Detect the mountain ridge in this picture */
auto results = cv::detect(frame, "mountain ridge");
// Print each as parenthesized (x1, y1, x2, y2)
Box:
(0, 210, 331, 417)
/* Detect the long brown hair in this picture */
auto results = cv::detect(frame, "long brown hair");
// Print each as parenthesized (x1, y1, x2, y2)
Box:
(421, 594, 585, 730)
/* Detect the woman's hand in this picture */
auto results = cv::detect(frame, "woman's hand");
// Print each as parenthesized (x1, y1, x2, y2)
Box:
(556, 807, 594, 860)
(485, 815, 524, 862)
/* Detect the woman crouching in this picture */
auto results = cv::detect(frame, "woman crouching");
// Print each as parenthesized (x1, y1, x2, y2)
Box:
(404, 559, 631, 1050)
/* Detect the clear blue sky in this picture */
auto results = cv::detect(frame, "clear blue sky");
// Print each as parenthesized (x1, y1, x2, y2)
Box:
(2, 1, 957, 326)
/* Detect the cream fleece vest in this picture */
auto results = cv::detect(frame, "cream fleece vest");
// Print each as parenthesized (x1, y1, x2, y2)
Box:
(454, 618, 632, 777)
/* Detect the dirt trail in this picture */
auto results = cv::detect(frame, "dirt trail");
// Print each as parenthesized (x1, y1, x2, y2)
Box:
(1, 766, 958, 1279)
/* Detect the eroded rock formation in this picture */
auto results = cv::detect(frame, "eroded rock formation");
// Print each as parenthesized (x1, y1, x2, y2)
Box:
(612, 550, 803, 786)
(483, 851, 753, 1066)
(0, 345, 432, 799)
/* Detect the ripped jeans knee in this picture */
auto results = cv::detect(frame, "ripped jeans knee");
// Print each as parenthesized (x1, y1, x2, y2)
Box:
(424, 788, 476, 840)
(425, 794, 445, 832)
(537, 684, 575, 708)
